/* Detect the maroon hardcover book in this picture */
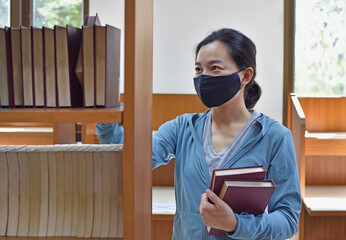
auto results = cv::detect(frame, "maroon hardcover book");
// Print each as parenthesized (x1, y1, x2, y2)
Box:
(209, 179, 275, 235)
(208, 165, 266, 235)
(210, 165, 266, 197)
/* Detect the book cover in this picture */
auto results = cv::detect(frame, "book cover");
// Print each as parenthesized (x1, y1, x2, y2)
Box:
(81, 26, 95, 107)
(31, 27, 45, 107)
(54, 26, 71, 107)
(0, 28, 9, 107)
(94, 25, 121, 108)
(208, 165, 266, 235)
(66, 25, 83, 108)
(43, 27, 56, 107)
(6, 152, 20, 236)
(20, 26, 34, 107)
(209, 179, 275, 235)
(210, 165, 266, 197)
(10, 28, 23, 107)
(4, 27, 14, 107)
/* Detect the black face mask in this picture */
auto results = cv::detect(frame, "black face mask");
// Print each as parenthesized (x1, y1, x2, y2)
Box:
(193, 72, 242, 108)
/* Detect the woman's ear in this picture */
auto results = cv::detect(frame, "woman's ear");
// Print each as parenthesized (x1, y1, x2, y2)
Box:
(240, 67, 253, 87)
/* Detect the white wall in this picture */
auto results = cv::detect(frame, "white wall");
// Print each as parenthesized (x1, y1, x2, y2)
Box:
(90, 0, 284, 123)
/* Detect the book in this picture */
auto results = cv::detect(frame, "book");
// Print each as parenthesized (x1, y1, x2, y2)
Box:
(10, 27, 23, 107)
(66, 25, 83, 107)
(220, 180, 275, 215)
(28, 152, 41, 237)
(63, 152, 73, 236)
(84, 13, 101, 26)
(6, 152, 20, 236)
(208, 165, 266, 235)
(71, 151, 80, 237)
(43, 27, 56, 107)
(0, 152, 8, 235)
(208, 179, 275, 235)
(20, 26, 34, 107)
(54, 26, 71, 107)
(81, 26, 95, 107)
(55, 151, 65, 236)
(85, 151, 94, 237)
(210, 165, 266, 197)
(94, 25, 121, 108)
(77, 152, 86, 237)
(75, 14, 101, 90)
(38, 152, 49, 237)
(17, 152, 30, 236)
(92, 152, 103, 237)
(31, 27, 45, 107)
(100, 151, 111, 237)
(4, 27, 14, 107)
(47, 152, 57, 236)
(0, 28, 9, 107)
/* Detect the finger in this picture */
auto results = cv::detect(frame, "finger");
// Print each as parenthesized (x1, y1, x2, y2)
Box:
(206, 189, 223, 207)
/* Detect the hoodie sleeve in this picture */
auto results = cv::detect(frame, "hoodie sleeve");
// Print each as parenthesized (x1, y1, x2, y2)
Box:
(152, 118, 179, 169)
(227, 129, 302, 240)
(95, 123, 124, 144)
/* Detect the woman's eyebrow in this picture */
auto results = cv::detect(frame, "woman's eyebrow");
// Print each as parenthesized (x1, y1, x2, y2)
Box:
(195, 60, 224, 65)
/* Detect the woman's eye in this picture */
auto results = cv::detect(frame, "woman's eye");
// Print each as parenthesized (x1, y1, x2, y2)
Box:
(212, 66, 220, 71)
(195, 67, 201, 72)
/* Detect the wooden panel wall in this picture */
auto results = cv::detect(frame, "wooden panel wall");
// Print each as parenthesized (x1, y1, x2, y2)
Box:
(299, 97, 346, 132)
(302, 206, 346, 240)
(306, 156, 346, 185)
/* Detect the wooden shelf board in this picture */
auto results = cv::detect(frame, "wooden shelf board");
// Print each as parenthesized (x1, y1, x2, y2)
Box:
(304, 185, 346, 216)
(0, 107, 123, 123)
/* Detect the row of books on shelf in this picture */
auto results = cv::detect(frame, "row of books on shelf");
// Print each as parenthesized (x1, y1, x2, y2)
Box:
(208, 165, 275, 235)
(0, 16, 120, 109)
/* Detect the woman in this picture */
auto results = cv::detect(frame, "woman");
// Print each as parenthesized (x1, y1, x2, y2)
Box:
(96, 28, 301, 240)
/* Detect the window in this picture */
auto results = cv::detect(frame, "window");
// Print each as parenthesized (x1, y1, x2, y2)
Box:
(295, 0, 346, 96)
(0, 0, 10, 27)
(33, 0, 83, 28)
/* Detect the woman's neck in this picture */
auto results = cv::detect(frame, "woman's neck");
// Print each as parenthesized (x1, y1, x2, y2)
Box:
(211, 97, 251, 127)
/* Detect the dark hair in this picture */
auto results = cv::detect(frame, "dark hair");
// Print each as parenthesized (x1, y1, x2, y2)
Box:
(195, 28, 261, 109)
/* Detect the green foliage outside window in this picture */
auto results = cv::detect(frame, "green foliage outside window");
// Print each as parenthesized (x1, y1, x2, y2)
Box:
(0, 0, 9, 27)
(33, 0, 83, 28)
(295, 0, 346, 96)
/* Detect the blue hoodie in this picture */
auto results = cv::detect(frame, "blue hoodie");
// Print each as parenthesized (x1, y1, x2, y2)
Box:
(96, 110, 302, 240)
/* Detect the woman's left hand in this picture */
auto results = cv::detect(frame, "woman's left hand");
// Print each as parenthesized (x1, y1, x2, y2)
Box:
(199, 189, 238, 232)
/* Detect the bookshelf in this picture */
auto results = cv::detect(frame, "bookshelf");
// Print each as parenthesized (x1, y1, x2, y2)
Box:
(0, 0, 153, 240)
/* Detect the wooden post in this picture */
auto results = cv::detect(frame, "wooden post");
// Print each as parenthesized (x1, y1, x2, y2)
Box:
(124, 0, 153, 239)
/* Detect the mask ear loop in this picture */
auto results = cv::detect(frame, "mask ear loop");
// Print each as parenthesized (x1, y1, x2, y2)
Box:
(237, 68, 246, 88)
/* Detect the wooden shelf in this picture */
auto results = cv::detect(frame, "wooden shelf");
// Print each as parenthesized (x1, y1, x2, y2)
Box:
(0, 107, 123, 123)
